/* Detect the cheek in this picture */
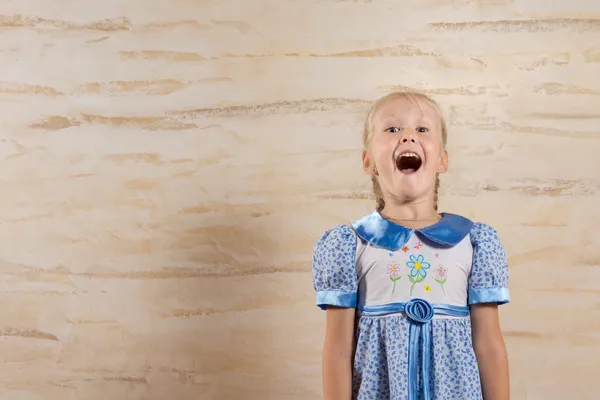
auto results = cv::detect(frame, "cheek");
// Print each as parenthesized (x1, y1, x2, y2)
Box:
(371, 138, 395, 165)
(374, 148, 394, 169)
(423, 140, 442, 162)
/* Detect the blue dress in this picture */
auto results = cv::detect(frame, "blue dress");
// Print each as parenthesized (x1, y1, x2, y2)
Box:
(312, 211, 510, 400)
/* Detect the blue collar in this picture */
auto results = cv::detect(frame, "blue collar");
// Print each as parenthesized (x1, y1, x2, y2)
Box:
(351, 211, 474, 251)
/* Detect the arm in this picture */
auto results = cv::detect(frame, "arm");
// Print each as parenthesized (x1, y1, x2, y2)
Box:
(311, 225, 359, 399)
(322, 306, 355, 400)
(468, 223, 511, 399)
(471, 303, 510, 400)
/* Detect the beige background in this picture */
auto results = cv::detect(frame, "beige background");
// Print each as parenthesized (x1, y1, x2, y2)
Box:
(1, 1, 599, 399)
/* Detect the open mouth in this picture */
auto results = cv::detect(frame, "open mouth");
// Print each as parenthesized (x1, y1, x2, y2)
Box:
(395, 152, 422, 173)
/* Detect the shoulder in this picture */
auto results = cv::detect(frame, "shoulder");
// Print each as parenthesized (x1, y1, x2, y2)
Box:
(470, 222, 502, 244)
(315, 224, 357, 249)
(469, 222, 507, 262)
(313, 225, 358, 264)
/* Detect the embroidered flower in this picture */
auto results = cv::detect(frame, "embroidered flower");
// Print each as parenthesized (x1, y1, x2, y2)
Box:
(414, 241, 423, 250)
(434, 265, 448, 280)
(387, 263, 402, 294)
(424, 284, 432, 293)
(434, 264, 449, 296)
(406, 254, 431, 279)
(406, 254, 430, 296)
(401, 245, 409, 253)
(387, 263, 402, 279)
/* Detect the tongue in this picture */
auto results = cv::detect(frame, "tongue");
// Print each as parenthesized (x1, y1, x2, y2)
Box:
(396, 155, 422, 173)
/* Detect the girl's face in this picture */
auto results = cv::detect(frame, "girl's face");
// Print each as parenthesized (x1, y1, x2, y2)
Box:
(363, 96, 448, 207)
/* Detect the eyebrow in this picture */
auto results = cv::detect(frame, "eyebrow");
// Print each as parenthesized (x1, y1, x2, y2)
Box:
(378, 115, 435, 126)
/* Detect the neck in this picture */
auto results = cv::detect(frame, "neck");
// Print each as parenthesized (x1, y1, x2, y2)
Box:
(380, 197, 439, 229)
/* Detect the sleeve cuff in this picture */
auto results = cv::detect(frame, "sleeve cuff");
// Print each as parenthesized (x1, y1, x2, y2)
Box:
(316, 290, 357, 310)
(468, 286, 510, 305)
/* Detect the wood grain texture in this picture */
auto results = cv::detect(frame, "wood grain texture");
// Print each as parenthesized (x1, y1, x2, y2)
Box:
(0, 0, 598, 399)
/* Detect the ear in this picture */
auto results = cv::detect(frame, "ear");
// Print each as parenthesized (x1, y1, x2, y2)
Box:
(437, 149, 449, 174)
(362, 150, 377, 175)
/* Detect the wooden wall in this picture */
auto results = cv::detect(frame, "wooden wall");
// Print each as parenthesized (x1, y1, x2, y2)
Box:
(1, 1, 598, 399)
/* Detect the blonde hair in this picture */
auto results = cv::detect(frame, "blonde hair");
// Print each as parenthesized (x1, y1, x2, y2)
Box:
(362, 91, 448, 212)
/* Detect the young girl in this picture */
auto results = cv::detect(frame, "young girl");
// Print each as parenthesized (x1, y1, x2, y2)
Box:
(312, 92, 510, 399)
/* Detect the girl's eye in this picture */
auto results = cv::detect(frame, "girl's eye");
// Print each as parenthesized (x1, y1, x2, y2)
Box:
(417, 127, 429, 133)
(385, 127, 401, 133)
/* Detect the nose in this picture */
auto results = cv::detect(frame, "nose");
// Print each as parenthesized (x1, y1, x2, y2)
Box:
(400, 134, 417, 144)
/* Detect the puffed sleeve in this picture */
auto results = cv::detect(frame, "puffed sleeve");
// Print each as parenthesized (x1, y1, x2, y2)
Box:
(468, 222, 510, 305)
(312, 224, 358, 310)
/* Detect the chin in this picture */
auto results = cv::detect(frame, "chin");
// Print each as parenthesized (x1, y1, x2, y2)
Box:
(388, 184, 426, 202)
(389, 175, 435, 201)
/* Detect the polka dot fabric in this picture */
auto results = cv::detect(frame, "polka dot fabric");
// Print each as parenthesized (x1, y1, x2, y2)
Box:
(311, 217, 510, 399)
(312, 225, 358, 304)
(468, 222, 509, 303)
(353, 315, 483, 400)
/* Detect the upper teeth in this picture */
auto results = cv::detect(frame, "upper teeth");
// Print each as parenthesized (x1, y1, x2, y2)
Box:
(400, 152, 419, 158)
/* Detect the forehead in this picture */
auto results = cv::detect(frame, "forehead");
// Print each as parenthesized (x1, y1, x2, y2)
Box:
(373, 95, 439, 123)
